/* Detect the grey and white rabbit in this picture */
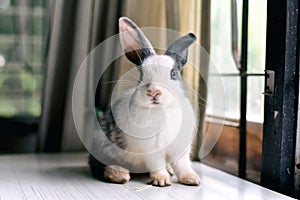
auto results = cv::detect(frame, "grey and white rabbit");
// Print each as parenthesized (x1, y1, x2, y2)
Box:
(89, 17, 200, 187)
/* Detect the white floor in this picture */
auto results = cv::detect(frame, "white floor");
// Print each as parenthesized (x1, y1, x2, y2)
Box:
(0, 153, 295, 200)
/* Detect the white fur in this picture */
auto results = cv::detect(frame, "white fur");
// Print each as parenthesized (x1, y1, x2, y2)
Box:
(111, 54, 196, 174)
(102, 17, 200, 185)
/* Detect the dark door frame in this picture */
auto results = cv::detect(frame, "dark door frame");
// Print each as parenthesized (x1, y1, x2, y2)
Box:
(261, 0, 299, 197)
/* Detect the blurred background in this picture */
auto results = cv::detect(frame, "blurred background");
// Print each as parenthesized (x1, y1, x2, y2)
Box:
(0, 0, 267, 185)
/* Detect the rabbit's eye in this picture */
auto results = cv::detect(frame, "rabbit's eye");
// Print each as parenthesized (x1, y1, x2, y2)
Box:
(170, 68, 177, 80)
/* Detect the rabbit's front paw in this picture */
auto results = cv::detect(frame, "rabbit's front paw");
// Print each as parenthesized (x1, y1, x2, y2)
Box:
(178, 172, 201, 186)
(150, 171, 171, 187)
(104, 165, 130, 183)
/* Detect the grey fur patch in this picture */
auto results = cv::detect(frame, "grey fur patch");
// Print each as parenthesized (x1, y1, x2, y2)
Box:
(137, 66, 144, 82)
(100, 108, 127, 150)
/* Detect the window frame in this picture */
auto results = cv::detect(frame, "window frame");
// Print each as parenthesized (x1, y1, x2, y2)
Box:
(261, 0, 299, 197)
(207, 0, 299, 198)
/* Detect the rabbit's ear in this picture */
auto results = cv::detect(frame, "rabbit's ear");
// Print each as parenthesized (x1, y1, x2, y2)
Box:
(165, 33, 197, 70)
(119, 17, 155, 65)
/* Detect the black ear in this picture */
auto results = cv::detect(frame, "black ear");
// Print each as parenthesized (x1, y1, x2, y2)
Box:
(119, 17, 155, 65)
(165, 33, 197, 70)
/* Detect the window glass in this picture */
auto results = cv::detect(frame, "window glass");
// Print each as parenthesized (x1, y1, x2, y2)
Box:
(0, 0, 48, 117)
(247, 76, 264, 122)
(248, 0, 267, 74)
(208, 0, 266, 123)
(210, 0, 240, 74)
(206, 76, 240, 120)
(205, 0, 266, 183)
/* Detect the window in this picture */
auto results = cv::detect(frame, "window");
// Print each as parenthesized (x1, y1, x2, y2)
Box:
(207, 0, 266, 122)
(0, 0, 47, 118)
(0, 0, 48, 152)
(203, 0, 267, 183)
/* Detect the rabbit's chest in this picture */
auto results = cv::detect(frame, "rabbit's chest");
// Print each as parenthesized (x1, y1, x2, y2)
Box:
(122, 107, 182, 151)
(112, 104, 180, 149)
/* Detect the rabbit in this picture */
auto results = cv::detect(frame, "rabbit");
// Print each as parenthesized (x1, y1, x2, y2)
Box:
(89, 17, 200, 187)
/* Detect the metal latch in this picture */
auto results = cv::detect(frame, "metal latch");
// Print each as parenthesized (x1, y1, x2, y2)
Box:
(263, 70, 275, 96)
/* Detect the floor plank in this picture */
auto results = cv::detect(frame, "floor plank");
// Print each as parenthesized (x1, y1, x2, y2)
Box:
(0, 153, 295, 200)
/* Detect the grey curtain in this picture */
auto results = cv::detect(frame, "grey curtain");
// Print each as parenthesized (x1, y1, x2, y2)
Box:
(38, 0, 124, 152)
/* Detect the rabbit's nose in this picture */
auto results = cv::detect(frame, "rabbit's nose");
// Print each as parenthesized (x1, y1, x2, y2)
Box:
(146, 89, 162, 97)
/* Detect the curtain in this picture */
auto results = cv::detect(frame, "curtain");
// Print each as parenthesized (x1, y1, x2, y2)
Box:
(38, 0, 124, 151)
(38, 0, 210, 155)
(38, 0, 78, 151)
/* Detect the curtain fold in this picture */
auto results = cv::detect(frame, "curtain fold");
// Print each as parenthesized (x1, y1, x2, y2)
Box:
(60, 0, 95, 151)
(38, 0, 77, 152)
(38, 0, 124, 151)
